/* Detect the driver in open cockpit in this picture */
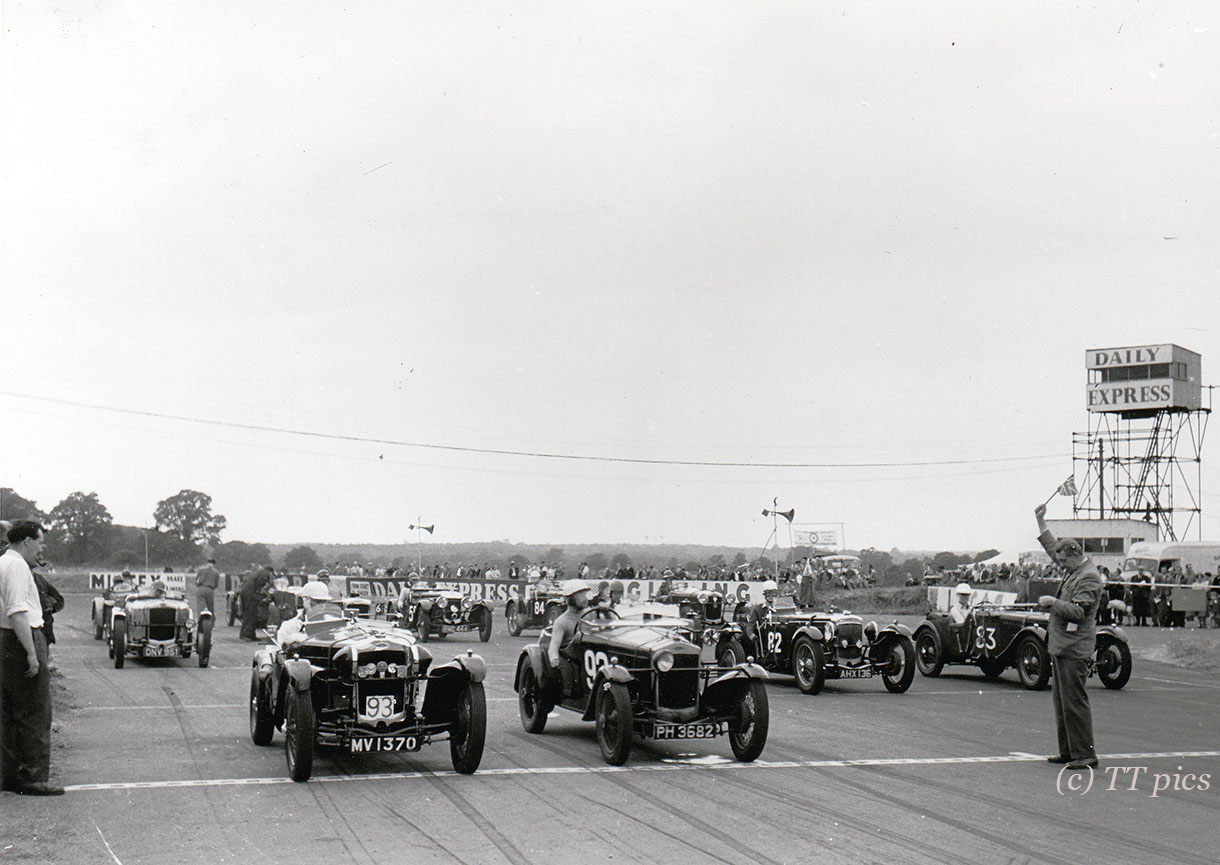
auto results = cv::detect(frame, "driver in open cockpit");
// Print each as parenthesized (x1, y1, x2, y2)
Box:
(547, 580, 592, 692)
(277, 583, 342, 648)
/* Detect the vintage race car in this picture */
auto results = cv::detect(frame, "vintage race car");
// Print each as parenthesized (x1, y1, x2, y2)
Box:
(513, 608, 769, 765)
(250, 612, 487, 781)
(504, 584, 565, 636)
(632, 586, 748, 664)
(100, 588, 213, 669)
(914, 603, 1132, 690)
(729, 602, 916, 694)
(401, 586, 493, 642)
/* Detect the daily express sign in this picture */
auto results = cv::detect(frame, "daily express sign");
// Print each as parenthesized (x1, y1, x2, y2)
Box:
(1085, 344, 1200, 413)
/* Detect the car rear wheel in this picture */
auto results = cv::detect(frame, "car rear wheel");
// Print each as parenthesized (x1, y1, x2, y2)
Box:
(791, 636, 825, 695)
(1016, 635, 1050, 690)
(249, 672, 274, 746)
(197, 617, 214, 668)
(112, 619, 127, 669)
(450, 680, 487, 774)
(1096, 635, 1132, 690)
(478, 608, 493, 643)
(518, 664, 551, 733)
(716, 637, 746, 668)
(595, 681, 633, 766)
(915, 628, 944, 677)
(729, 679, 769, 762)
(506, 601, 523, 637)
(285, 688, 315, 782)
(414, 608, 430, 642)
(881, 636, 916, 693)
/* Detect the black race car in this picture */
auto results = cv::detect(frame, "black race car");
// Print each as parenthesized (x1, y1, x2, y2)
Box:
(914, 602, 1132, 690)
(400, 585, 493, 642)
(250, 611, 486, 781)
(731, 601, 916, 694)
(513, 608, 769, 765)
(504, 584, 565, 636)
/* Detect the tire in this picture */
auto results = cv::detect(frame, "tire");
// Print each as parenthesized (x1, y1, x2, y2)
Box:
(1015, 635, 1051, 690)
(977, 658, 1007, 679)
(285, 688, 315, 782)
(595, 681, 633, 766)
(716, 638, 746, 668)
(112, 618, 127, 669)
(506, 602, 523, 637)
(545, 604, 561, 627)
(729, 679, 769, 762)
(93, 611, 104, 641)
(1096, 636, 1132, 690)
(197, 617, 214, 668)
(414, 608, 430, 642)
(791, 636, 826, 695)
(915, 628, 944, 677)
(249, 672, 274, 746)
(518, 664, 551, 734)
(478, 607, 493, 643)
(881, 636, 916, 694)
(449, 680, 487, 774)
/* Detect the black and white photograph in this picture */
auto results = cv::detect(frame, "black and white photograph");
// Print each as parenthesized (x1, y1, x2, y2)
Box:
(2, 2, 1218, 863)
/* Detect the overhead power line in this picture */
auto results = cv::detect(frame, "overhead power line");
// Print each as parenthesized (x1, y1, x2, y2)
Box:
(0, 391, 1071, 469)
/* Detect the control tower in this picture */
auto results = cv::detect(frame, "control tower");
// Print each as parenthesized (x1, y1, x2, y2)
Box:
(1072, 344, 1209, 541)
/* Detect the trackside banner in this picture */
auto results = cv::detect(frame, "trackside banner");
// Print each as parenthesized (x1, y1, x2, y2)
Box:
(91, 572, 192, 593)
(326, 577, 772, 605)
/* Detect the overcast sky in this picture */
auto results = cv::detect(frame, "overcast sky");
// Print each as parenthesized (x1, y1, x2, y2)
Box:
(2, 2, 1217, 555)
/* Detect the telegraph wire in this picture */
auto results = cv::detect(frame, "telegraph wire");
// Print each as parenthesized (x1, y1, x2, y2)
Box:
(0, 391, 1071, 469)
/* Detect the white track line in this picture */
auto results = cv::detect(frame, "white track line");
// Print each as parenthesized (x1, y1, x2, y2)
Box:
(63, 749, 1220, 793)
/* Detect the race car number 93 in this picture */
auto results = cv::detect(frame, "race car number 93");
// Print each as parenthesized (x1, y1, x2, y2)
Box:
(365, 695, 396, 718)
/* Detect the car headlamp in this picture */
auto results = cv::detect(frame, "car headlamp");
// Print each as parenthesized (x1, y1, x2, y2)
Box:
(376, 661, 389, 675)
(462, 597, 473, 610)
(387, 663, 398, 675)
(824, 622, 835, 638)
(358, 663, 375, 678)
(697, 591, 709, 604)
(654, 650, 675, 672)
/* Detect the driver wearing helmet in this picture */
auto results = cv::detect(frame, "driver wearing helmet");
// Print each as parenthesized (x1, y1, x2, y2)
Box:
(949, 583, 975, 626)
(744, 580, 779, 649)
(277, 582, 340, 648)
(548, 580, 593, 692)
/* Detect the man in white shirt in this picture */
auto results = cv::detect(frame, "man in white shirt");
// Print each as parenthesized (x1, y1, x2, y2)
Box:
(0, 521, 63, 795)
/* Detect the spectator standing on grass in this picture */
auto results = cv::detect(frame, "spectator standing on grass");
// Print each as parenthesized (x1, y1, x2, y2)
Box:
(0, 520, 63, 795)
(1034, 504, 1101, 772)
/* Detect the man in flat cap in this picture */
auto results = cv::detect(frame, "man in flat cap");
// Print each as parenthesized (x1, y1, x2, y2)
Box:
(1034, 503, 1102, 770)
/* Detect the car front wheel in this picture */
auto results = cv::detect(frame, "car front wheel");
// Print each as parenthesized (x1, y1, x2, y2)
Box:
(414, 608, 430, 642)
(881, 636, 916, 693)
(595, 681, 633, 766)
(478, 608, 493, 643)
(791, 636, 825, 695)
(112, 619, 127, 669)
(249, 672, 274, 746)
(1095, 636, 1132, 690)
(716, 638, 746, 668)
(197, 617, 214, 668)
(284, 688, 315, 782)
(450, 680, 487, 774)
(915, 628, 944, 677)
(1016, 635, 1050, 690)
(729, 679, 769, 762)
(506, 602, 523, 637)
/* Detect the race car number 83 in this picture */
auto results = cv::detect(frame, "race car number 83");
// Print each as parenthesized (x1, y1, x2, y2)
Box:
(974, 626, 997, 651)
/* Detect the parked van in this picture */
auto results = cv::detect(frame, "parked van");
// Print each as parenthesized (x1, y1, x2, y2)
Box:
(1120, 542, 1220, 579)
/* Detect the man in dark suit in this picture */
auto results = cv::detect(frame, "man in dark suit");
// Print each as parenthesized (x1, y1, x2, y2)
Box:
(1034, 504, 1102, 770)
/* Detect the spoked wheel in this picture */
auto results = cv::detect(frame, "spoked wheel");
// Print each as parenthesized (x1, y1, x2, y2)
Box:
(285, 688, 315, 782)
(93, 611, 104, 640)
(881, 637, 916, 693)
(197, 617, 214, 668)
(545, 605, 561, 627)
(478, 608, 493, 643)
(729, 679, 769, 762)
(791, 636, 826, 695)
(595, 681, 633, 766)
(450, 680, 487, 774)
(249, 672, 274, 746)
(1095, 636, 1132, 690)
(518, 664, 551, 733)
(414, 608, 430, 642)
(1016, 635, 1050, 690)
(716, 638, 746, 668)
(506, 602, 523, 637)
(915, 628, 944, 677)
(112, 619, 127, 669)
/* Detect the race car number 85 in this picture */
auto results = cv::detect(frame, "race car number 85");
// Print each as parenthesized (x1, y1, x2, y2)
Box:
(584, 649, 610, 688)
(974, 626, 997, 651)
(365, 695, 396, 718)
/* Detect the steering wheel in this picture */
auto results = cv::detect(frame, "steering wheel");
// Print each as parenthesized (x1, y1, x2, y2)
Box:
(581, 606, 620, 622)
